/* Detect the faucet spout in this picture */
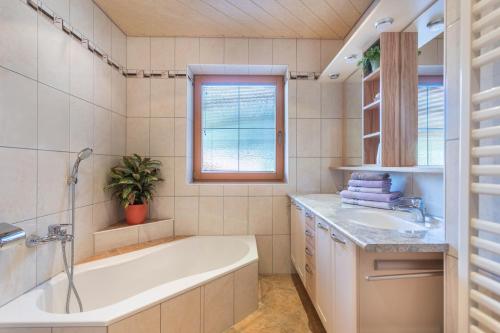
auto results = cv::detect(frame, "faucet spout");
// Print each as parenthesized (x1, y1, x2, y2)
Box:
(393, 197, 426, 223)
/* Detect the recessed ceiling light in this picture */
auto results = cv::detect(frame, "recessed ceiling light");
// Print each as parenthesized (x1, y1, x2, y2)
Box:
(344, 54, 358, 64)
(374, 17, 394, 31)
(427, 17, 444, 32)
(329, 73, 340, 79)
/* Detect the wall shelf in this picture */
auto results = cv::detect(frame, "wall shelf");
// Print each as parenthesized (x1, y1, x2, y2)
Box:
(363, 132, 381, 139)
(363, 68, 380, 82)
(330, 165, 443, 174)
(363, 99, 380, 111)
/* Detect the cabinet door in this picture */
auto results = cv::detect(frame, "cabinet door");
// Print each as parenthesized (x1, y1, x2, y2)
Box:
(333, 231, 358, 333)
(296, 204, 306, 282)
(290, 203, 297, 266)
(315, 218, 331, 330)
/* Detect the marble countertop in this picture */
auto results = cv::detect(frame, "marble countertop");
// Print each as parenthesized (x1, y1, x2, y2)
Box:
(290, 194, 448, 253)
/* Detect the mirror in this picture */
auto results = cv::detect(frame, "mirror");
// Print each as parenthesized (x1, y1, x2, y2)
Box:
(417, 33, 444, 166)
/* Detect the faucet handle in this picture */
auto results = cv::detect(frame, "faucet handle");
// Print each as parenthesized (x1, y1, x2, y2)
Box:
(48, 224, 71, 236)
(397, 197, 424, 209)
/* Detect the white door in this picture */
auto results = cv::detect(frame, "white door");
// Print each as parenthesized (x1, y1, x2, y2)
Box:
(315, 218, 331, 330)
(333, 229, 358, 333)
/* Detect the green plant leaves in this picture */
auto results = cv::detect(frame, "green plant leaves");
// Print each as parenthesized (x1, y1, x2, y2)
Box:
(104, 154, 164, 208)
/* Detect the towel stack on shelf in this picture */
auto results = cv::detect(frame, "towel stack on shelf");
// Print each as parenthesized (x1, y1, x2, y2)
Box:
(340, 172, 402, 210)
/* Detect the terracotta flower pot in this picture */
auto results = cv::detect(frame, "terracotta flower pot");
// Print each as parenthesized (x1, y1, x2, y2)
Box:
(125, 203, 148, 225)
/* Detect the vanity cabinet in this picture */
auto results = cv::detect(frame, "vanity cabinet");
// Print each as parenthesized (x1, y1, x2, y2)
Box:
(290, 202, 444, 333)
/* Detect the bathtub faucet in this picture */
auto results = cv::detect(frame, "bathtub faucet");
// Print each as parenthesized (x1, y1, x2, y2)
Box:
(26, 224, 73, 247)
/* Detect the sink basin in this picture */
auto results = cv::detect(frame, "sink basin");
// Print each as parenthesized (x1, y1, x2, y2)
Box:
(335, 208, 426, 231)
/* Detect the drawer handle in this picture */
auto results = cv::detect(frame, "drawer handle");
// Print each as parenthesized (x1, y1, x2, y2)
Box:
(305, 211, 314, 218)
(305, 247, 313, 256)
(305, 264, 313, 274)
(317, 222, 329, 231)
(330, 232, 345, 244)
(305, 229, 313, 237)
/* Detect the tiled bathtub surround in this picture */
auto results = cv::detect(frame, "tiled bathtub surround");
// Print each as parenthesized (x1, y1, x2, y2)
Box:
(124, 36, 345, 275)
(0, 0, 126, 306)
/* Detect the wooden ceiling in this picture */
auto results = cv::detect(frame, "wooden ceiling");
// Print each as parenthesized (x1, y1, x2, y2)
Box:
(94, 0, 373, 39)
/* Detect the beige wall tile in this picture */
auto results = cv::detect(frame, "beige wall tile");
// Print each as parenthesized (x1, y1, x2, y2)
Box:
(223, 197, 248, 235)
(343, 118, 362, 158)
(273, 39, 296, 71)
(127, 78, 150, 117)
(297, 39, 320, 72)
(126, 118, 150, 156)
(297, 158, 321, 194)
(203, 273, 234, 333)
(94, 58, 112, 110)
(151, 37, 175, 70)
(273, 157, 297, 196)
(111, 68, 126, 116)
(199, 196, 224, 235)
(0, 0, 37, 79)
(139, 219, 174, 242)
(0, 68, 37, 149)
(223, 184, 249, 196)
(70, 38, 93, 102)
(320, 40, 342, 71)
(321, 119, 342, 157)
(95, 226, 138, 253)
(162, 287, 201, 333)
(111, 24, 127, 66)
(70, 152, 93, 208)
(111, 113, 126, 156)
(234, 262, 259, 322)
(255, 235, 273, 274)
(175, 38, 200, 70)
(297, 80, 321, 118)
(127, 37, 151, 70)
(200, 38, 224, 64)
(109, 305, 161, 333)
(151, 79, 174, 117)
(320, 158, 343, 194)
(73, 205, 94, 262)
(150, 196, 174, 220)
(44, 0, 69, 20)
(321, 82, 343, 118)
(248, 184, 273, 196)
(249, 197, 273, 235)
(92, 201, 117, 231)
(174, 157, 199, 196)
(288, 118, 297, 158)
(249, 39, 273, 65)
(93, 106, 112, 155)
(175, 197, 199, 235)
(155, 157, 175, 196)
(272, 196, 290, 235)
(93, 5, 111, 55)
(69, 0, 93, 40)
(37, 151, 70, 216)
(273, 234, 291, 274)
(150, 118, 175, 157)
(297, 119, 321, 157)
(287, 79, 297, 118)
(225, 38, 249, 64)
(38, 17, 70, 92)
(38, 83, 70, 151)
(175, 77, 187, 117)
(93, 155, 112, 204)
(174, 118, 187, 156)
(0, 219, 36, 306)
(199, 184, 224, 196)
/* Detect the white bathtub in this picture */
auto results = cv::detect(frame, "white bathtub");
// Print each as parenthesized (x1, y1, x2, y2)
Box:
(0, 236, 258, 328)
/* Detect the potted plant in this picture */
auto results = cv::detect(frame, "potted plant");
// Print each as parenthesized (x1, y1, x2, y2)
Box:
(358, 56, 372, 76)
(365, 45, 380, 72)
(105, 154, 163, 225)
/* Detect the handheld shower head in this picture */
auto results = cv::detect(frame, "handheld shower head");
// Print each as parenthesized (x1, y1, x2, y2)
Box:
(69, 148, 93, 183)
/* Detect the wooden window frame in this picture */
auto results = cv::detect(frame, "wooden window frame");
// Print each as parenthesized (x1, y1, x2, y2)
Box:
(193, 75, 285, 182)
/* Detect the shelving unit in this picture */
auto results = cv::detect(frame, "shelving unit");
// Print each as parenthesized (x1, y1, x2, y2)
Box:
(361, 32, 418, 167)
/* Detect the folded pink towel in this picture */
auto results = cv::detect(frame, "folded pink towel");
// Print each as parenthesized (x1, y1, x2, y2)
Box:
(341, 198, 396, 210)
(340, 190, 402, 202)
(351, 172, 389, 181)
(348, 179, 391, 188)
(348, 186, 390, 194)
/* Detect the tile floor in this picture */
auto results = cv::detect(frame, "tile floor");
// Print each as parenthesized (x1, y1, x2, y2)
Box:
(227, 274, 326, 333)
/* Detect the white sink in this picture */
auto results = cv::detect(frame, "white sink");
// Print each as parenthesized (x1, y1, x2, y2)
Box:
(335, 208, 426, 231)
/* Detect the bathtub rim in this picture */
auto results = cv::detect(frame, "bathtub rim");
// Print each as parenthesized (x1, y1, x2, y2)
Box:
(0, 235, 258, 328)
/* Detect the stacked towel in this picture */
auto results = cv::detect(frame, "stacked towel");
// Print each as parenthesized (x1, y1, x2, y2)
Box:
(340, 172, 401, 210)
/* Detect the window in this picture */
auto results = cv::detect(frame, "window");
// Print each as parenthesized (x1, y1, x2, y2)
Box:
(417, 76, 444, 166)
(193, 75, 285, 182)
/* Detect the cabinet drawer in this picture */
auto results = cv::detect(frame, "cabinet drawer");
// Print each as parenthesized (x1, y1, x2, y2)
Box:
(305, 251, 315, 269)
(305, 213, 315, 229)
(305, 263, 316, 301)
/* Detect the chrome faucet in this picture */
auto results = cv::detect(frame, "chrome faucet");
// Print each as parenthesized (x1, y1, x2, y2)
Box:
(26, 224, 73, 247)
(393, 197, 426, 223)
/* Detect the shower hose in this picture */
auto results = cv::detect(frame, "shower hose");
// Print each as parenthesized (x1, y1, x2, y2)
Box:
(62, 184, 83, 313)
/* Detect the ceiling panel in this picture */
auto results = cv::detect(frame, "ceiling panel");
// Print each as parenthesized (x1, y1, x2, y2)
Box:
(94, 0, 373, 38)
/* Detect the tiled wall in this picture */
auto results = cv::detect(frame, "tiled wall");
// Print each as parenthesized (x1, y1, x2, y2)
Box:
(0, 0, 126, 306)
(341, 70, 444, 218)
(124, 37, 345, 274)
